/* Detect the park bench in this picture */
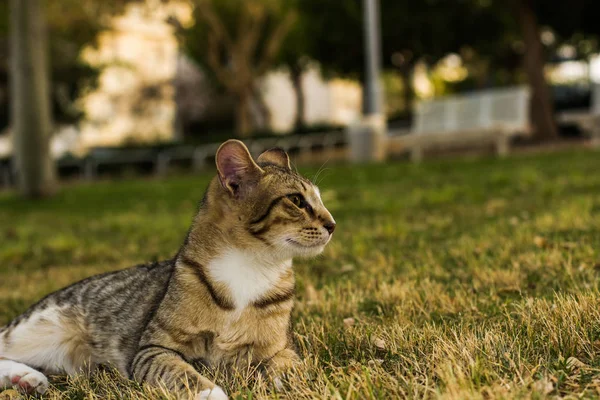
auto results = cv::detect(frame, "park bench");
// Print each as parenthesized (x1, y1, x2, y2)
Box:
(251, 131, 345, 156)
(0, 131, 346, 187)
(154, 131, 347, 175)
(84, 147, 159, 179)
(556, 83, 600, 146)
(388, 86, 531, 161)
(154, 144, 220, 175)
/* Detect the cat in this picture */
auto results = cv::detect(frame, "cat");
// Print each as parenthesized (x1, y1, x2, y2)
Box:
(0, 140, 336, 399)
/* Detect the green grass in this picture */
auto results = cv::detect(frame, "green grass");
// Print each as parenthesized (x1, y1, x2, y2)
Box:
(2, 150, 600, 399)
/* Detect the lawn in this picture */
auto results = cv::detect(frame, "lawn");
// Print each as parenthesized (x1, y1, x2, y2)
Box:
(1, 149, 600, 399)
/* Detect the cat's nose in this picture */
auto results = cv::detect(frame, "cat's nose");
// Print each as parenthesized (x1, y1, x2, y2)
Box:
(324, 221, 336, 235)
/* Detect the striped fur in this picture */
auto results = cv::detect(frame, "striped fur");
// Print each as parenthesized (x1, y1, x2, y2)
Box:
(0, 140, 335, 398)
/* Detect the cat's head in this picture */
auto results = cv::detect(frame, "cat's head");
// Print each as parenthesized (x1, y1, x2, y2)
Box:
(207, 139, 335, 260)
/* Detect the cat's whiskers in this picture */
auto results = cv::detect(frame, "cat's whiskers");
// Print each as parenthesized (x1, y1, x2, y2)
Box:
(311, 157, 333, 187)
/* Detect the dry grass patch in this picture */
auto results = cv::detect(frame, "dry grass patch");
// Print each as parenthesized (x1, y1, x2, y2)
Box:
(1, 149, 600, 398)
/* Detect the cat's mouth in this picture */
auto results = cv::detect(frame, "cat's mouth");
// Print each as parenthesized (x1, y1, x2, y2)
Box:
(286, 238, 326, 249)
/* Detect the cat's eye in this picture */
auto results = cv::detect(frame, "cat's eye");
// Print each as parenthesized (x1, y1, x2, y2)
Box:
(287, 194, 307, 209)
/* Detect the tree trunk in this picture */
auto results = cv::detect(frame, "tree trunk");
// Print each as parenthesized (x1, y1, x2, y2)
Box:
(235, 89, 252, 137)
(516, 0, 558, 141)
(10, 0, 56, 197)
(173, 107, 185, 142)
(290, 64, 305, 130)
(173, 53, 185, 142)
(398, 64, 413, 114)
(474, 60, 490, 90)
(251, 84, 271, 130)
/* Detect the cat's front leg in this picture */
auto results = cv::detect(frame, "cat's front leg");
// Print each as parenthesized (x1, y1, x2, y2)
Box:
(195, 386, 229, 400)
(263, 348, 300, 390)
(130, 345, 228, 400)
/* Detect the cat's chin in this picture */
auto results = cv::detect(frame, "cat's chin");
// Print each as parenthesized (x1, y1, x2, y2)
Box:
(285, 239, 326, 258)
(294, 246, 325, 258)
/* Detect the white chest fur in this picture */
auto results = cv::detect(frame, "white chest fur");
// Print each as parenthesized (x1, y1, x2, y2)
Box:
(207, 250, 291, 309)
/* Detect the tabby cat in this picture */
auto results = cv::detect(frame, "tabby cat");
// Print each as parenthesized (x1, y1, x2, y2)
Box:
(0, 140, 336, 399)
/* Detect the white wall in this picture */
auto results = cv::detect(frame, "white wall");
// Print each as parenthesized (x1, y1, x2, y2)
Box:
(261, 66, 362, 133)
(590, 54, 600, 84)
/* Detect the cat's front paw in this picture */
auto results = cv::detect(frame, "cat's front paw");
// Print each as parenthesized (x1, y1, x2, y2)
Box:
(0, 360, 49, 394)
(195, 385, 228, 400)
(273, 376, 284, 391)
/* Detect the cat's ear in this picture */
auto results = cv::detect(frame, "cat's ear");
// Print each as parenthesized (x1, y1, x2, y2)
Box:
(257, 147, 291, 170)
(216, 140, 263, 196)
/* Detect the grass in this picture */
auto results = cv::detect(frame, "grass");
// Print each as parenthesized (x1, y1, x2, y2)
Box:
(1, 149, 600, 399)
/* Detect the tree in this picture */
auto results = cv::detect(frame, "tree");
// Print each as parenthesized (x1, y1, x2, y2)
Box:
(276, 8, 311, 130)
(43, 0, 132, 123)
(184, 0, 296, 137)
(294, 0, 479, 114)
(280, 0, 382, 127)
(4, 0, 135, 197)
(10, 0, 55, 198)
(0, 1, 134, 129)
(462, 0, 600, 141)
(379, 0, 481, 111)
(295, 0, 364, 79)
(515, 0, 558, 140)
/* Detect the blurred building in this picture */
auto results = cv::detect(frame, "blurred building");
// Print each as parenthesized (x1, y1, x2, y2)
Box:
(262, 67, 362, 132)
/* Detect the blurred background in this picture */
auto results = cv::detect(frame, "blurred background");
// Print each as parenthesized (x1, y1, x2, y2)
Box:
(1, 0, 600, 197)
(4, 3, 600, 397)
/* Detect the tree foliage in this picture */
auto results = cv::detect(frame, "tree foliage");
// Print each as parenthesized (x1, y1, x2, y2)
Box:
(183, 0, 296, 136)
(292, 0, 600, 139)
(457, 0, 600, 139)
(0, 0, 133, 129)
